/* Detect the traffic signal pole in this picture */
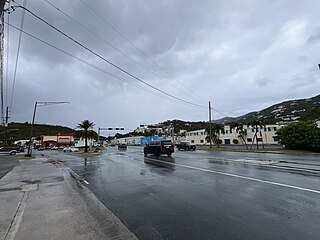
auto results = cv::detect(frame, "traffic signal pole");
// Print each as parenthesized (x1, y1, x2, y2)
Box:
(209, 101, 212, 148)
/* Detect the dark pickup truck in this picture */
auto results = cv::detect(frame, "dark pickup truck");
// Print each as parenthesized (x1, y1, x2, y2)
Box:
(0, 147, 23, 155)
(176, 142, 196, 151)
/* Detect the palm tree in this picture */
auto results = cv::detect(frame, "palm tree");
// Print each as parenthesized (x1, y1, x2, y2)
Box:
(76, 120, 97, 152)
(206, 123, 224, 148)
(247, 120, 265, 149)
(230, 122, 248, 149)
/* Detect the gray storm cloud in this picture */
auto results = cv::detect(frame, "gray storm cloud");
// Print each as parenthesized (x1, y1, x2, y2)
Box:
(4, 0, 320, 131)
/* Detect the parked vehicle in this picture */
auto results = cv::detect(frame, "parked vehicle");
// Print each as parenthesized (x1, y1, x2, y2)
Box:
(0, 147, 22, 155)
(176, 142, 196, 151)
(144, 140, 174, 157)
(118, 143, 127, 150)
(63, 147, 79, 152)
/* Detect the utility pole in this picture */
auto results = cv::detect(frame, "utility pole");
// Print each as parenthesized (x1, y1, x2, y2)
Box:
(25, 102, 37, 157)
(209, 101, 212, 148)
(25, 101, 69, 157)
(0, 0, 6, 127)
(3, 106, 8, 145)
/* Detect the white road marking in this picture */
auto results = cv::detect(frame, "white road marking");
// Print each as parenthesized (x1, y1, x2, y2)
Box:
(146, 157, 320, 194)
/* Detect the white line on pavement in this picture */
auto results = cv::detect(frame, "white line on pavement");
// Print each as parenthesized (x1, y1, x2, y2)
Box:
(146, 157, 320, 194)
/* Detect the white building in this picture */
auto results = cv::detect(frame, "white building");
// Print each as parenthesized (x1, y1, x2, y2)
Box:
(115, 136, 144, 145)
(75, 138, 96, 148)
(185, 124, 284, 145)
(185, 129, 207, 144)
(14, 139, 29, 147)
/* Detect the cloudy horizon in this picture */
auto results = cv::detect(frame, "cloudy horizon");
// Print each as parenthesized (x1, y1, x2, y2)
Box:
(3, 0, 320, 134)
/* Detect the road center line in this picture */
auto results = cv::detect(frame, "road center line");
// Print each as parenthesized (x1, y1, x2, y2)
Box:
(147, 157, 320, 194)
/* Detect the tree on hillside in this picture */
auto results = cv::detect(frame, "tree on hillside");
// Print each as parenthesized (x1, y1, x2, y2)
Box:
(230, 122, 248, 149)
(76, 120, 96, 152)
(276, 121, 320, 152)
(247, 120, 265, 149)
(206, 123, 225, 148)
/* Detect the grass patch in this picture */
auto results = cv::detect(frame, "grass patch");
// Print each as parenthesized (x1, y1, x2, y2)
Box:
(196, 146, 320, 155)
(18, 155, 35, 160)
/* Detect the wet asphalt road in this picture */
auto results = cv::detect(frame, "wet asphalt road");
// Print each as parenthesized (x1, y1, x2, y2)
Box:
(42, 148, 320, 240)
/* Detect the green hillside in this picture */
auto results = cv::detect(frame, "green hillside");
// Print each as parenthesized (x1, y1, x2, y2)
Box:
(0, 122, 76, 145)
(159, 94, 320, 131)
(217, 94, 320, 125)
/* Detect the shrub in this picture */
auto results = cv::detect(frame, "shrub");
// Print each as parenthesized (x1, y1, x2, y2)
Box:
(276, 121, 320, 152)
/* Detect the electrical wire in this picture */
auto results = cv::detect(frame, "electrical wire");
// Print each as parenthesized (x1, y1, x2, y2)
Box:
(11, 3, 208, 109)
(210, 106, 231, 118)
(43, 0, 205, 105)
(6, 22, 206, 108)
(77, 0, 207, 103)
(8, 2, 231, 117)
(9, 0, 27, 111)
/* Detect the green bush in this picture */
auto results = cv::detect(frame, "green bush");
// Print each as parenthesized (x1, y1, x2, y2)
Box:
(276, 121, 320, 152)
(232, 139, 239, 144)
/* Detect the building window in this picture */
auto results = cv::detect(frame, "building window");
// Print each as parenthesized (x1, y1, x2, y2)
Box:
(268, 127, 271, 132)
(247, 138, 252, 142)
(200, 140, 204, 143)
(191, 140, 194, 143)
(274, 127, 277, 131)
(257, 138, 262, 142)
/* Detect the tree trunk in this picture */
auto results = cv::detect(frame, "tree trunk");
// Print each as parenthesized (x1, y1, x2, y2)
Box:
(240, 135, 248, 149)
(85, 130, 88, 152)
(250, 132, 257, 150)
(259, 130, 265, 149)
(255, 127, 259, 149)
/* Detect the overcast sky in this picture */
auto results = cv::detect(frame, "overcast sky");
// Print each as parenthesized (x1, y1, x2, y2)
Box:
(4, 0, 320, 134)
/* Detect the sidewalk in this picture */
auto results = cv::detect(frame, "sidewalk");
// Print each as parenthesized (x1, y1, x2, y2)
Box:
(0, 157, 137, 240)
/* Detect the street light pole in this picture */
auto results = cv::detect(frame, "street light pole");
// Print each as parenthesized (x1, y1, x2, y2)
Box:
(25, 101, 69, 157)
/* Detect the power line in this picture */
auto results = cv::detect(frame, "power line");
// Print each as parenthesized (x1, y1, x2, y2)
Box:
(9, 0, 27, 111)
(211, 107, 230, 118)
(11, 3, 207, 109)
(77, 0, 207, 103)
(6, 22, 206, 108)
(43, 0, 205, 105)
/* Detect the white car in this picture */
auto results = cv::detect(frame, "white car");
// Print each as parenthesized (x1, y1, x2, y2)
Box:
(63, 147, 79, 152)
